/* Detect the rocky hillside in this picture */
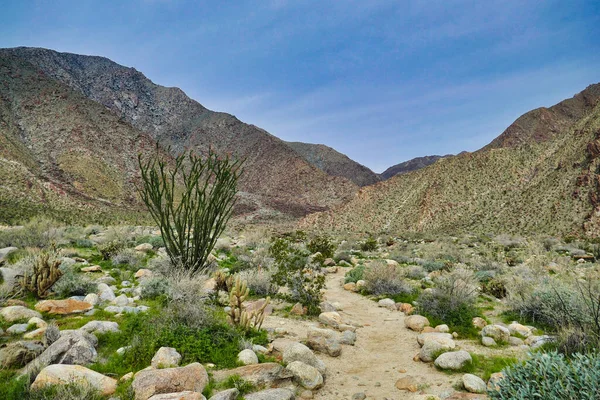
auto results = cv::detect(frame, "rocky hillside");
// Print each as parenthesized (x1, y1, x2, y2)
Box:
(302, 84, 600, 236)
(285, 141, 380, 187)
(380, 155, 451, 180)
(0, 47, 359, 222)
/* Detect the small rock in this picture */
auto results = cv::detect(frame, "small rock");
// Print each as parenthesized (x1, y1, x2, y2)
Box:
(24, 327, 46, 338)
(508, 336, 524, 346)
(135, 269, 153, 279)
(307, 327, 342, 357)
(112, 294, 130, 307)
(244, 389, 295, 400)
(286, 361, 324, 389)
(340, 330, 357, 345)
(135, 243, 154, 252)
(209, 388, 239, 400)
(252, 345, 268, 354)
(472, 317, 487, 329)
(419, 337, 456, 362)
(417, 332, 453, 346)
(121, 372, 134, 382)
(151, 347, 182, 368)
(487, 372, 505, 392)
(378, 298, 396, 310)
(84, 293, 100, 306)
(237, 349, 259, 365)
(405, 315, 430, 332)
(508, 322, 532, 338)
(482, 325, 510, 343)
(28, 317, 47, 328)
(319, 311, 344, 329)
(81, 321, 120, 335)
(35, 299, 93, 315)
(81, 265, 102, 273)
(283, 342, 326, 375)
(7, 323, 29, 334)
(98, 283, 116, 302)
(435, 324, 450, 333)
(398, 303, 414, 314)
(352, 393, 367, 400)
(481, 337, 497, 347)
(343, 282, 357, 292)
(463, 373, 486, 393)
(355, 280, 366, 290)
(395, 375, 418, 392)
(291, 302, 307, 315)
(148, 392, 206, 400)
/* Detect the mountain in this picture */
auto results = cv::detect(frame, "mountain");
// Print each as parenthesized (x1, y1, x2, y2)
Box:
(0, 47, 359, 223)
(380, 155, 451, 180)
(285, 141, 380, 186)
(302, 84, 600, 237)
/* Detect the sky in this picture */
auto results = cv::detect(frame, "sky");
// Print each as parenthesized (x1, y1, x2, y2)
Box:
(1, 1, 599, 172)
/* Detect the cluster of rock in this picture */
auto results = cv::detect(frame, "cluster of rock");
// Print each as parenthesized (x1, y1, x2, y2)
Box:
(476, 319, 552, 349)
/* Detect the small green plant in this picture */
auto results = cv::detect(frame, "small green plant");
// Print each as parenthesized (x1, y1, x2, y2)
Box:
(307, 234, 336, 259)
(360, 235, 378, 252)
(98, 240, 125, 261)
(344, 265, 365, 283)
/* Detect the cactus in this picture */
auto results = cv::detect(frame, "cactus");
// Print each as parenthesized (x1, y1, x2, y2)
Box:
(18, 250, 63, 298)
(227, 276, 270, 331)
(215, 269, 233, 293)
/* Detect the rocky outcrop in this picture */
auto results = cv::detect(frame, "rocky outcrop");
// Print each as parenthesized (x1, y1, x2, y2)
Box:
(31, 364, 117, 396)
(132, 363, 209, 400)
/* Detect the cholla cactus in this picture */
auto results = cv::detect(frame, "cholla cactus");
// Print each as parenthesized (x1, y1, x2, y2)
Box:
(18, 250, 63, 298)
(227, 276, 270, 331)
(215, 270, 233, 292)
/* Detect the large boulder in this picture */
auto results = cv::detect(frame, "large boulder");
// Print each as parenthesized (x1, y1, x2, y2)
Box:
(31, 364, 117, 396)
(419, 336, 456, 362)
(151, 347, 182, 369)
(132, 363, 208, 400)
(481, 325, 510, 343)
(0, 247, 18, 263)
(0, 341, 44, 368)
(35, 299, 93, 315)
(80, 320, 120, 335)
(244, 389, 295, 400)
(462, 374, 486, 394)
(148, 393, 206, 400)
(404, 315, 430, 332)
(237, 349, 259, 365)
(208, 388, 239, 400)
(417, 332, 453, 346)
(286, 361, 324, 390)
(212, 363, 292, 387)
(434, 350, 472, 371)
(0, 305, 42, 322)
(98, 283, 116, 302)
(306, 327, 342, 357)
(22, 330, 98, 376)
(282, 342, 326, 375)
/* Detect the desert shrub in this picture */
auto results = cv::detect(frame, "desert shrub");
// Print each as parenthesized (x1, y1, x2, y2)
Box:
(363, 260, 412, 296)
(280, 230, 308, 243)
(269, 238, 324, 315)
(307, 235, 336, 259)
(489, 352, 600, 400)
(136, 235, 164, 249)
(237, 268, 278, 296)
(147, 255, 175, 274)
(140, 277, 170, 301)
(344, 265, 365, 283)
(84, 225, 103, 235)
(74, 239, 94, 248)
(98, 240, 125, 260)
(111, 249, 143, 270)
(0, 217, 61, 248)
(494, 234, 525, 249)
(51, 265, 97, 297)
(334, 251, 353, 263)
(417, 268, 480, 335)
(404, 265, 427, 280)
(419, 260, 446, 273)
(360, 236, 378, 252)
(482, 278, 507, 299)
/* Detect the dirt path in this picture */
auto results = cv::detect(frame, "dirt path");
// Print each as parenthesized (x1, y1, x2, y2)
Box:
(264, 269, 461, 400)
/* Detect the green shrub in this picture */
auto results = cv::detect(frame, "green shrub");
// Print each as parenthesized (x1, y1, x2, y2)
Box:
(489, 352, 600, 399)
(0, 217, 61, 248)
(237, 269, 278, 296)
(136, 235, 165, 248)
(360, 236, 378, 252)
(51, 265, 97, 297)
(140, 277, 170, 301)
(74, 239, 94, 248)
(363, 260, 412, 296)
(482, 278, 507, 299)
(344, 265, 365, 283)
(98, 240, 125, 261)
(307, 235, 336, 259)
(420, 260, 446, 273)
(111, 249, 142, 271)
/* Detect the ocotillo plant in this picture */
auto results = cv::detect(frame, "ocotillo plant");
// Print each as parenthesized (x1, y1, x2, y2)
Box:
(138, 147, 243, 275)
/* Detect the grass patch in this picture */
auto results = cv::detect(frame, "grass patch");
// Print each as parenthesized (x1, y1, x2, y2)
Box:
(446, 353, 518, 380)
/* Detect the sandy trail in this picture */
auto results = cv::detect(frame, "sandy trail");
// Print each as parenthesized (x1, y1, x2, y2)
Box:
(264, 269, 460, 400)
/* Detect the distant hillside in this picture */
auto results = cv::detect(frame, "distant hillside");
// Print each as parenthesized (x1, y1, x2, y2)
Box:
(380, 155, 451, 180)
(286, 142, 380, 187)
(0, 47, 359, 223)
(302, 84, 600, 237)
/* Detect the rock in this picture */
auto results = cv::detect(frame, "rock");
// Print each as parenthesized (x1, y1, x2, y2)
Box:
(133, 363, 208, 400)
(0, 305, 42, 322)
(149, 393, 206, 400)
(209, 388, 239, 400)
(481, 336, 497, 347)
(0, 246, 18, 262)
(525, 335, 553, 348)
(340, 330, 357, 345)
(0, 341, 44, 368)
(80, 321, 120, 336)
(22, 330, 98, 376)
(246, 299, 273, 316)
(212, 363, 292, 387)
(82, 293, 99, 306)
(405, 315, 430, 332)
(286, 361, 323, 389)
(487, 372, 505, 392)
(81, 265, 102, 272)
(24, 327, 47, 339)
(422, 326, 436, 333)
(434, 350, 472, 370)
(35, 299, 93, 315)
(28, 316, 47, 328)
(135, 269, 154, 279)
(291, 302, 307, 315)
(355, 280, 366, 290)
(419, 337, 456, 362)
(0, 266, 19, 293)
(395, 376, 418, 392)
(508, 336, 524, 346)
(135, 243, 154, 252)
(417, 332, 453, 346)
(7, 323, 29, 334)
(378, 298, 396, 310)
(508, 322, 532, 338)
(244, 389, 295, 400)
(436, 324, 450, 333)
(98, 283, 116, 302)
(462, 374, 486, 393)
(121, 372, 134, 381)
(237, 349, 259, 365)
(385, 259, 400, 267)
(319, 301, 337, 313)
(150, 347, 182, 369)
(318, 311, 343, 329)
(352, 393, 366, 400)
(343, 282, 357, 292)
(283, 342, 326, 375)
(104, 306, 124, 313)
(323, 258, 336, 266)
(306, 327, 342, 357)
(113, 294, 130, 307)
(252, 345, 268, 354)
(398, 303, 414, 314)
(31, 364, 117, 396)
(472, 317, 487, 329)
(481, 325, 510, 343)
(98, 276, 117, 285)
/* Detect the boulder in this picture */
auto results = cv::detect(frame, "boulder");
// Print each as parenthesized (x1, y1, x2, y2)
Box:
(434, 350, 472, 371)
(462, 374, 486, 394)
(306, 327, 342, 357)
(148, 347, 181, 369)
(7, 323, 29, 334)
(80, 320, 120, 335)
(237, 349, 259, 365)
(283, 342, 326, 375)
(149, 393, 206, 400)
(417, 332, 453, 346)
(35, 299, 93, 315)
(508, 322, 532, 338)
(419, 337, 456, 362)
(98, 283, 116, 302)
(472, 317, 487, 329)
(290, 302, 307, 315)
(31, 364, 117, 396)
(112, 294, 130, 307)
(135, 243, 154, 252)
(28, 317, 47, 329)
(209, 388, 239, 400)
(343, 282, 357, 292)
(0, 305, 42, 322)
(286, 361, 323, 389)
(481, 337, 497, 347)
(133, 363, 208, 400)
(395, 376, 418, 392)
(405, 315, 430, 332)
(318, 312, 343, 329)
(340, 330, 357, 346)
(481, 325, 510, 343)
(378, 298, 396, 310)
(212, 363, 292, 387)
(244, 389, 295, 400)
(0, 341, 44, 368)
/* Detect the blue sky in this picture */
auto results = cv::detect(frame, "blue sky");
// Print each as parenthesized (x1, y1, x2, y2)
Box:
(1, 1, 599, 172)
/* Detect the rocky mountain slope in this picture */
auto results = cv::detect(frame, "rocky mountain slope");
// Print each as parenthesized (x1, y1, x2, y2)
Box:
(302, 84, 600, 236)
(0, 47, 359, 223)
(285, 141, 380, 187)
(380, 155, 451, 180)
